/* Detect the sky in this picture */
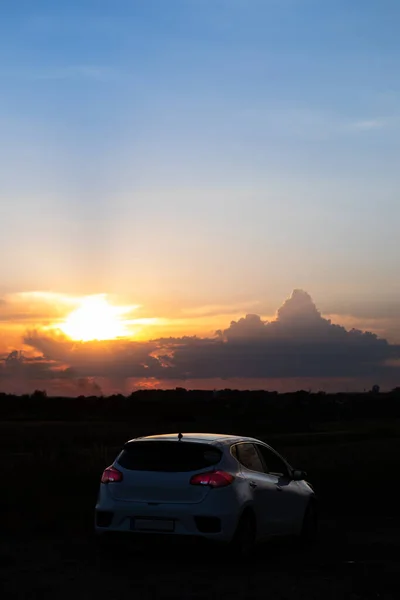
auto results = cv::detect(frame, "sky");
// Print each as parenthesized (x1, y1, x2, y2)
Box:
(1, 0, 400, 394)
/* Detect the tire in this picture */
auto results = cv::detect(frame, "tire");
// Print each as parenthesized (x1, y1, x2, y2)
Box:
(300, 501, 318, 545)
(231, 511, 256, 559)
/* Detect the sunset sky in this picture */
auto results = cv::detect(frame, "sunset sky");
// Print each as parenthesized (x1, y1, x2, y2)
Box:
(1, 1, 400, 395)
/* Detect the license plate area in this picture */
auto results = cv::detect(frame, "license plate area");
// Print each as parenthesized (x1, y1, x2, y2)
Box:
(131, 518, 175, 532)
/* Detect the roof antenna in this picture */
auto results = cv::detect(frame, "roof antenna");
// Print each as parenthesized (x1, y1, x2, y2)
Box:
(178, 432, 183, 441)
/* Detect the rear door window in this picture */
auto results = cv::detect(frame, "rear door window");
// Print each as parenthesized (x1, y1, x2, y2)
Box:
(235, 443, 265, 473)
(117, 441, 222, 472)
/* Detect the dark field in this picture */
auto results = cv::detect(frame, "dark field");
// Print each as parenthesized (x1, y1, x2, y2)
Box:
(2, 417, 400, 598)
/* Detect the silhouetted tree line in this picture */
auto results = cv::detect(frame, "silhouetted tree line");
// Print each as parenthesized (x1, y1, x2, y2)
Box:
(1, 387, 400, 431)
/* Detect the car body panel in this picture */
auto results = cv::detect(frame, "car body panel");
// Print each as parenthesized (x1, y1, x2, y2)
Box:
(110, 467, 213, 504)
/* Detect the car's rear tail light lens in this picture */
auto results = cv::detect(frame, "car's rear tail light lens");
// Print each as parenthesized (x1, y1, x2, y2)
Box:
(101, 466, 123, 484)
(190, 470, 234, 488)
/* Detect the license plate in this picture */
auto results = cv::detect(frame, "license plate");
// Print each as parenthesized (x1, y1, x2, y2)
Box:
(131, 518, 175, 532)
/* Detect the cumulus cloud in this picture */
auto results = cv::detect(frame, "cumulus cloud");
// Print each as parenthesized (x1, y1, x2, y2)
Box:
(1, 290, 400, 394)
(168, 290, 397, 380)
(22, 331, 163, 379)
(152, 290, 400, 381)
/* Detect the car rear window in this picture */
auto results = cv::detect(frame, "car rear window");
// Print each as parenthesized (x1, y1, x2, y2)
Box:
(116, 441, 222, 472)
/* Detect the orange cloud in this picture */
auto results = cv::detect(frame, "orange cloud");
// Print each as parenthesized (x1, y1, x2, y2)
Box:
(1, 289, 400, 396)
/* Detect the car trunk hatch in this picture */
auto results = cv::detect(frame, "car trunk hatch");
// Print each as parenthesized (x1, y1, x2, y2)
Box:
(111, 440, 222, 504)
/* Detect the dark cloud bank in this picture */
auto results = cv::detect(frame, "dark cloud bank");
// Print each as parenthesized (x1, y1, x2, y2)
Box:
(1, 290, 400, 393)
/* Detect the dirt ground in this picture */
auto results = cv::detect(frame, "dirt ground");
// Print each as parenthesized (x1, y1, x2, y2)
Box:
(1, 518, 400, 600)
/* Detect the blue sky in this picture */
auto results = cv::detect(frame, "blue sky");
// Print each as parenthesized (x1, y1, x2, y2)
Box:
(1, 0, 400, 320)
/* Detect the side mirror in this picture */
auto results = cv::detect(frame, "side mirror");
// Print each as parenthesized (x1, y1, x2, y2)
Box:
(292, 469, 307, 481)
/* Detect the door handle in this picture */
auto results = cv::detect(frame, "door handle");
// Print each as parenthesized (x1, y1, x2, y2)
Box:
(249, 481, 257, 488)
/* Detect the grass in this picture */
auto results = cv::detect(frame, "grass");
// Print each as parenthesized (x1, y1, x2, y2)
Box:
(3, 417, 400, 538)
(2, 416, 400, 599)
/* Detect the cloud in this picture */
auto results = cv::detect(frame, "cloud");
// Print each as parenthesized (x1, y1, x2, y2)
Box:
(352, 119, 386, 130)
(181, 301, 260, 318)
(0, 349, 105, 395)
(0, 291, 141, 330)
(238, 107, 396, 140)
(0, 291, 76, 324)
(31, 65, 118, 82)
(1, 65, 120, 83)
(2, 290, 400, 394)
(153, 290, 400, 382)
(0, 350, 70, 395)
(22, 331, 163, 379)
(321, 297, 400, 321)
(321, 299, 400, 345)
(190, 290, 398, 379)
(23, 14, 124, 36)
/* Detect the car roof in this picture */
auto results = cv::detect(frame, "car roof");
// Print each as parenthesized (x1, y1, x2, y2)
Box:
(125, 433, 262, 446)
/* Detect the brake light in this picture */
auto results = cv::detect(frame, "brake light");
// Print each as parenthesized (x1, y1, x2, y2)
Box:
(190, 470, 234, 488)
(101, 466, 123, 484)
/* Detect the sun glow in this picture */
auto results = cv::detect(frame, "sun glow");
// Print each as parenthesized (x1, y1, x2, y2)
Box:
(59, 295, 133, 341)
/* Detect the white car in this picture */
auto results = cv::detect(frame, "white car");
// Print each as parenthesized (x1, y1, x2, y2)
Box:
(95, 433, 317, 554)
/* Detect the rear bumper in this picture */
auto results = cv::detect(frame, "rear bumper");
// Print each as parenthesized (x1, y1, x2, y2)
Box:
(94, 499, 239, 542)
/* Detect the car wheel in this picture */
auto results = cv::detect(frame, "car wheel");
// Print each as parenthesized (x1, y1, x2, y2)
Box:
(300, 502, 318, 545)
(231, 511, 256, 558)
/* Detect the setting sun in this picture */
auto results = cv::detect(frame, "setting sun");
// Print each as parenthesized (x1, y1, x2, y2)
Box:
(59, 295, 131, 341)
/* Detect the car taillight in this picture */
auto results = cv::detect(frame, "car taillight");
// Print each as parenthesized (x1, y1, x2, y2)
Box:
(101, 466, 123, 484)
(190, 470, 234, 488)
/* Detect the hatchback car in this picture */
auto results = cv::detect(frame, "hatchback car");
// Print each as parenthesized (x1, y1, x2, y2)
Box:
(95, 433, 317, 554)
